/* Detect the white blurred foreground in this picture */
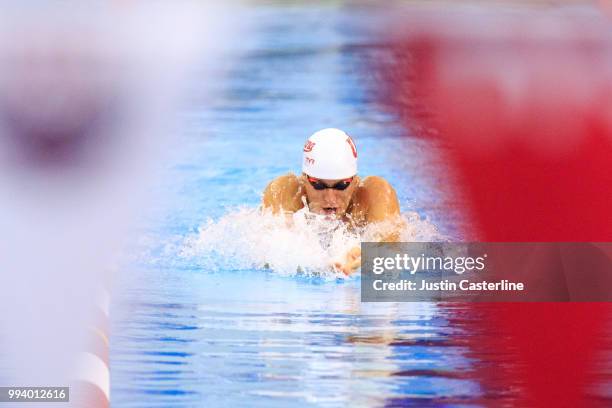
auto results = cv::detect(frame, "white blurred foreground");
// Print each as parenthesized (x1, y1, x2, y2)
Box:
(0, 2, 237, 405)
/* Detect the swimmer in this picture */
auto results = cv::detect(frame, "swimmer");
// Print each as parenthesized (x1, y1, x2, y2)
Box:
(262, 128, 401, 276)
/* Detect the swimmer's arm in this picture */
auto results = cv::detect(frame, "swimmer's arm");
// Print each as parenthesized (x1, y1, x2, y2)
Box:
(261, 173, 304, 214)
(337, 177, 401, 276)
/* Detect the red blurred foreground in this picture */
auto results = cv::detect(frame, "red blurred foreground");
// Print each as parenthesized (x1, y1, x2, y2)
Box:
(379, 5, 612, 406)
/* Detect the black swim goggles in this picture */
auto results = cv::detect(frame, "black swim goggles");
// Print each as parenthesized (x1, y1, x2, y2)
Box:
(307, 176, 354, 191)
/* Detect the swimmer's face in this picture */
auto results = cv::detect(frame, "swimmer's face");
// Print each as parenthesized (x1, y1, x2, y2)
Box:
(301, 173, 359, 218)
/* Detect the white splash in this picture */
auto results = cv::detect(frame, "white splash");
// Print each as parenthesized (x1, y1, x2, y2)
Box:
(181, 206, 445, 278)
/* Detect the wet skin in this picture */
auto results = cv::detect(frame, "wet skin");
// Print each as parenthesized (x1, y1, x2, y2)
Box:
(262, 173, 401, 275)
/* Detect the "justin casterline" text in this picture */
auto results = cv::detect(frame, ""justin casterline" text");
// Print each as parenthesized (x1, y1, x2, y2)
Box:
(373, 279, 524, 291)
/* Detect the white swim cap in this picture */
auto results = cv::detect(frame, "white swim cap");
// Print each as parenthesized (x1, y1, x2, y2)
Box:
(302, 128, 358, 179)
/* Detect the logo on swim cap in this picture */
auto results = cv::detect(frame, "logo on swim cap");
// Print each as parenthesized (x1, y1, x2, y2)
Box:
(346, 136, 357, 158)
(302, 128, 357, 179)
(303, 140, 316, 152)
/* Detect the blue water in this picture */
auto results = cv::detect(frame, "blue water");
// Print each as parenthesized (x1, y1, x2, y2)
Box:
(111, 4, 477, 407)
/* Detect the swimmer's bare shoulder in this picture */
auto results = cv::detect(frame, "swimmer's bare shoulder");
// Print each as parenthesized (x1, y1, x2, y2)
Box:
(351, 176, 401, 241)
(262, 172, 305, 213)
(351, 176, 400, 221)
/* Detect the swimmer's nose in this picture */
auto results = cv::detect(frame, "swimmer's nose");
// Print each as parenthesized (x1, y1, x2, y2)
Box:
(322, 188, 340, 203)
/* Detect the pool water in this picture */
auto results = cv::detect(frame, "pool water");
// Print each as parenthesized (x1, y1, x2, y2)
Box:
(110, 4, 482, 407)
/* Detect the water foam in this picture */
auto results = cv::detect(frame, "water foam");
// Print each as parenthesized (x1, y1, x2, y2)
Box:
(181, 205, 445, 278)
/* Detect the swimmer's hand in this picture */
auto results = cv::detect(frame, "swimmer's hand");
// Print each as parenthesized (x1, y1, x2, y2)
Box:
(333, 246, 361, 276)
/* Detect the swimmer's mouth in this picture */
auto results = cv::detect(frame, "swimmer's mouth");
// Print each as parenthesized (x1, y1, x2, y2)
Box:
(322, 207, 338, 215)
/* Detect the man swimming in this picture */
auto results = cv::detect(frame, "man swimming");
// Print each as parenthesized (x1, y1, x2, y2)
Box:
(262, 128, 401, 275)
